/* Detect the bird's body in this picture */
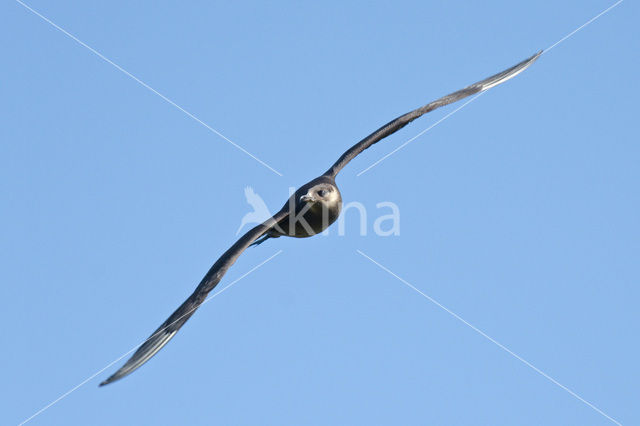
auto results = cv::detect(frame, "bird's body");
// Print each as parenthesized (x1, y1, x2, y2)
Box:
(100, 51, 541, 386)
(272, 176, 343, 238)
(248, 176, 342, 247)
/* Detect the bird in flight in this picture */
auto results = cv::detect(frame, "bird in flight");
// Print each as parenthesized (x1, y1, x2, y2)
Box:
(100, 51, 541, 386)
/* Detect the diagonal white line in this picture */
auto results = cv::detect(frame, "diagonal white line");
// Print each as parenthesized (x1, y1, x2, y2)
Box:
(15, 0, 283, 177)
(357, 0, 624, 177)
(544, 0, 624, 53)
(356, 249, 622, 426)
(18, 250, 284, 426)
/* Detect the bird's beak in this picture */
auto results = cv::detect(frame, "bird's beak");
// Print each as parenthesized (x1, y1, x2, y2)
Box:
(300, 194, 314, 203)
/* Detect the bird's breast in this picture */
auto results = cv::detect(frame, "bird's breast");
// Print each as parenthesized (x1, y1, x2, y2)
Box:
(274, 200, 342, 238)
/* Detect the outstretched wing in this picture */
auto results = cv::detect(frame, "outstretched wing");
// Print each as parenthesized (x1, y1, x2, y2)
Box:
(324, 51, 541, 177)
(100, 209, 288, 386)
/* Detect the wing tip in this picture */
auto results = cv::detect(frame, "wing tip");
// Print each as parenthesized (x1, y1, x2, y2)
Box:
(478, 49, 543, 92)
(98, 377, 114, 387)
(524, 49, 543, 68)
(99, 370, 127, 386)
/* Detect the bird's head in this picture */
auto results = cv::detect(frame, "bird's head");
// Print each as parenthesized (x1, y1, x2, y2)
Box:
(299, 183, 341, 208)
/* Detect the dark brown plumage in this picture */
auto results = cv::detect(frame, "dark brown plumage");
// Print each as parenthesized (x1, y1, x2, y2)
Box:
(100, 51, 541, 386)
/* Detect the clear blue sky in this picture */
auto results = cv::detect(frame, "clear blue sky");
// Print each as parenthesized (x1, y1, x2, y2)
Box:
(2, 1, 637, 425)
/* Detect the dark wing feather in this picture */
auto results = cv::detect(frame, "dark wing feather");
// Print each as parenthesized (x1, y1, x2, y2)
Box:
(324, 51, 542, 177)
(99, 209, 288, 386)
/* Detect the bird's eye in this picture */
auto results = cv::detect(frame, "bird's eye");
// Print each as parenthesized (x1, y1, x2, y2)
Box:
(317, 190, 327, 197)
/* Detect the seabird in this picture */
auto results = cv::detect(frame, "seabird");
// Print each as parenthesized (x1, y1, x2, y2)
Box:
(100, 51, 541, 386)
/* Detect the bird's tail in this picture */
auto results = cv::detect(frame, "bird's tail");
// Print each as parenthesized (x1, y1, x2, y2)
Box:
(250, 234, 273, 247)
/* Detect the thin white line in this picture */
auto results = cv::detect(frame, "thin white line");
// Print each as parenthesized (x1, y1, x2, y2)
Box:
(544, 0, 624, 53)
(357, 0, 623, 177)
(356, 92, 485, 176)
(14, 0, 283, 177)
(356, 250, 622, 426)
(18, 250, 284, 426)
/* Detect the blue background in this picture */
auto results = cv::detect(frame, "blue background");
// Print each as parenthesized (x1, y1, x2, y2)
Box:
(2, 1, 637, 425)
